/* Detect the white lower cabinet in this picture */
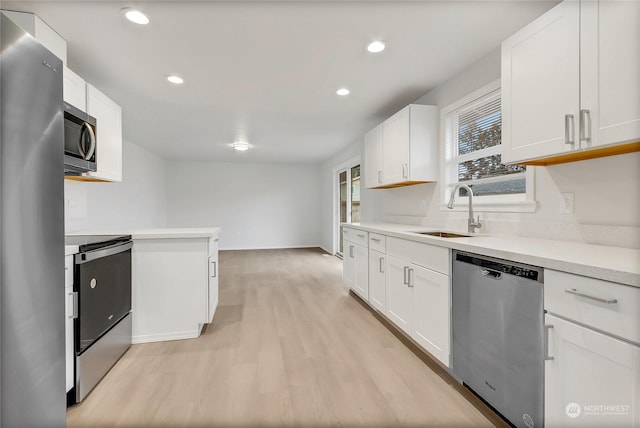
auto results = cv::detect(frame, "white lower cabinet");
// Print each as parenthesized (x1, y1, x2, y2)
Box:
(368, 249, 386, 313)
(385, 255, 414, 334)
(544, 314, 640, 427)
(132, 234, 219, 343)
(343, 231, 452, 367)
(207, 236, 219, 323)
(343, 228, 369, 301)
(412, 265, 450, 366)
(344, 242, 368, 300)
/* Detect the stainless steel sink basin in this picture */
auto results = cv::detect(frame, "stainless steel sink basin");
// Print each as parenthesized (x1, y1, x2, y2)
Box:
(413, 231, 473, 238)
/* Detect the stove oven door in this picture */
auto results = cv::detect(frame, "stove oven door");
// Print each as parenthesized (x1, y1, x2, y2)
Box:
(75, 242, 132, 353)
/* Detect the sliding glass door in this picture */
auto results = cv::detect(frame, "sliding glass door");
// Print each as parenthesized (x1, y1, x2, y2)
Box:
(336, 163, 360, 257)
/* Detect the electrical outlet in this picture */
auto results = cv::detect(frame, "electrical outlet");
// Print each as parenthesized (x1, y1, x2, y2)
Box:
(560, 192, 574, 214)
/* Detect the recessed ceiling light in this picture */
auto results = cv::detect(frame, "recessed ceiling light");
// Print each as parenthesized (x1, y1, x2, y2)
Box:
(232, 142, 250, 151)
(166, 75, 184, 85)
(367, 40, 386, 53)
(121, 8, 149, 25)
(336, 88, 350, 96)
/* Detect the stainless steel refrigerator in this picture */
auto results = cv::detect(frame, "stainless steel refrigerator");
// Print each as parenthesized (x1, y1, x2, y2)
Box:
(1, 12, 66, 427)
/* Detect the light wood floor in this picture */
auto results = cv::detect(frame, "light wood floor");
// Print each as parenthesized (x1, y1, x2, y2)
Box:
(67, 248, 503, 427)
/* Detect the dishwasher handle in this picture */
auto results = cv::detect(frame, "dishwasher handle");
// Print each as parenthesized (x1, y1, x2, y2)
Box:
(480, 268, 502, 280)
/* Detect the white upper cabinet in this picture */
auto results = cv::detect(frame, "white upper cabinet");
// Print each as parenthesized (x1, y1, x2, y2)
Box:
(581, 0, 640, 149)
(63, 67, 87, 111)
(364, 104, 438, 188)
(382, 107, 412, 185)
(85, 84, 123, 182)
(501, 1, 580, 163)
(502, 0, 640, 165)
(2, 11, 67, 64)
(364, 124, 383, 188)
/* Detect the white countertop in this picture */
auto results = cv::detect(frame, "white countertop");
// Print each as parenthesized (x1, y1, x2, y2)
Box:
(343, 223, 640, 287)
(67, 227, 221, 240)
(65, 245, 79, 256)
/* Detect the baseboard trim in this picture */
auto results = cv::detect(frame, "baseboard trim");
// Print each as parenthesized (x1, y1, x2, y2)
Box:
(348, 290, 510, 428)
(132, 329, 201, 344)
(221, 245, 323, 251)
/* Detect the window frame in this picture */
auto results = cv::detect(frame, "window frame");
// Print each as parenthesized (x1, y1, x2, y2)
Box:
(440, 79, 536, 213)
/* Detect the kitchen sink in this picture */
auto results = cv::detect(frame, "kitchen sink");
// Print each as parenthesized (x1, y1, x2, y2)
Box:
(412, 231, 473, 238)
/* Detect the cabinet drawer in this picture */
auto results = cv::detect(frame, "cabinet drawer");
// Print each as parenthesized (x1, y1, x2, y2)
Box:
(343, 227, 368, 247)
(65, 255, 74, 287)
(386, 237, 449, 275)
(545, 270, 640, 344)
(369, 233, 386, 253)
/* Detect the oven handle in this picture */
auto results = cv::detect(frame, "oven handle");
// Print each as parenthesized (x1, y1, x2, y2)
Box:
(75, 241, 133, 264)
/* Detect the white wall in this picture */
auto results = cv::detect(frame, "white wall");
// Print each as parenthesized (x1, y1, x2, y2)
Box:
(322, 47, 640, 249)
(166, 161, 321, 250)
(65, 139, 168, 232)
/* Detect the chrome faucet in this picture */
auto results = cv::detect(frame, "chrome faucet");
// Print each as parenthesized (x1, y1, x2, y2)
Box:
(447, 184, 481, 234)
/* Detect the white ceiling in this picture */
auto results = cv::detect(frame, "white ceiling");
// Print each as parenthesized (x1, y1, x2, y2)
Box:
(3, 1, 556, 163)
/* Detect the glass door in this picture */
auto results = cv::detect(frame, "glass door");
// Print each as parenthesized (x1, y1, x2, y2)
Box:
(336, 163, 360, 257)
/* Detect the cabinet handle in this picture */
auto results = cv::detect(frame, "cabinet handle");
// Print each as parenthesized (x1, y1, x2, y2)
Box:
(70, 291, 78, 319)
(564, 288, 617, 304)
(408, 268, 414, 287)
(564, 114, 575, 145)
(357, 234, 365, 238)
(402, 163, 408, 178)
(580, 109, 591, 147)
(211, 261, 217, 278)
(403, 266, 409, 285)
(378, 170, 382, 183)
(544, 324, 554, 361)
(371, 238, 381, 243)
(349, 245, 354, 258)
(379, 257, 384, 273)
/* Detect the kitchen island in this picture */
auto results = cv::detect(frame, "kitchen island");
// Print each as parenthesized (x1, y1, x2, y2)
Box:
(67, 227, 221, 343)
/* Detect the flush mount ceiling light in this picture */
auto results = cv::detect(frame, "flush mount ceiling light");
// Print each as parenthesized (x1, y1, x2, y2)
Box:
(121, 8, 149, 25)
(336, 88, 350, 96)
(232, 142, 250, 151)
(166, 75, 184, 85)
(367, 40, 386, 53)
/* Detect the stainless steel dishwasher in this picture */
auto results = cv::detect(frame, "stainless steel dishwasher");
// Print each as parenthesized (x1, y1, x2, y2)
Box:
(452, 250, 544, 428)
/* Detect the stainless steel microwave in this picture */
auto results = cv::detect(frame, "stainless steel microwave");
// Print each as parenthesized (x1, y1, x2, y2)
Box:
(64, 101, 97, 174)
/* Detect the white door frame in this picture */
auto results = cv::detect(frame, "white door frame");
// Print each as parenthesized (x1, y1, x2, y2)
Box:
(332, 155, 361, 256)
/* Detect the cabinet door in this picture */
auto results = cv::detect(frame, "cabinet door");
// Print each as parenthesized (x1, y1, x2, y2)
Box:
(86, 84, 122, 182)
(364, 124, 383, 188)
(545, 314, 639, 427)
(382, 107, 410, 185)
(63, 67, 86, 111)
(343, 242, 356, 289)
(352, 243, 369, 301)
(411, 265, 450, 367)
(368, 250, 385, 312)
(501, 1, 580, 163)
(208, 255, 219, 323)
(65, 285, 75, 393)
(385, 255, 412, 334)
(581, 0, 640, 149)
